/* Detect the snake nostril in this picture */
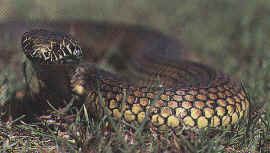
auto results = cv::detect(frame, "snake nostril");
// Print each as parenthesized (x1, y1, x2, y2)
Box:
(21, 25, 249, 130)
(22, 29, 83, 64)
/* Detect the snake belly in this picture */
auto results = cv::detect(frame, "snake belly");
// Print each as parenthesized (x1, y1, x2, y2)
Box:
(21, 25, 249, 131)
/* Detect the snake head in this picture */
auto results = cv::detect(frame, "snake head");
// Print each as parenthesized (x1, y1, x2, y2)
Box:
(21, 29, 83, 64)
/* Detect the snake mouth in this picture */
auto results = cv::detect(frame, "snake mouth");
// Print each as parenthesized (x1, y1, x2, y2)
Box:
(20, 26, 249, 130)
(22, 29, 83, 64)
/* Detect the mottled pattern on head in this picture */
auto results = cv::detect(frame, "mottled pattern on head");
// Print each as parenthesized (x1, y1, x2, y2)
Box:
(22, 29, 83, 64)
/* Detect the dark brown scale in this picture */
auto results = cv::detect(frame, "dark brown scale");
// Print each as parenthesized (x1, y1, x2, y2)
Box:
(22, 29, 83, 64)
(21, 23, 249, 131)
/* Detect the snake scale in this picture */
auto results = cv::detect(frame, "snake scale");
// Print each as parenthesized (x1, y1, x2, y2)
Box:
(21, 23, 249, 132)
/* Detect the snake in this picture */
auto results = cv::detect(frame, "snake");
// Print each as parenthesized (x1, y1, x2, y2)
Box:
(21, 26, 249, 132)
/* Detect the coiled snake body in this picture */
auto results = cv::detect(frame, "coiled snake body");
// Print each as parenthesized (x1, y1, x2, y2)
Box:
(21, 26, 249, 131)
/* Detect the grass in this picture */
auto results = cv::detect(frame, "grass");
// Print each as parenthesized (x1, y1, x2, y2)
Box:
(0, 0, 270, 152)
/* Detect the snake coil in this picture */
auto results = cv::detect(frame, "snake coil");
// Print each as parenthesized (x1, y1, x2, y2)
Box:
(22, 28, 249, 131)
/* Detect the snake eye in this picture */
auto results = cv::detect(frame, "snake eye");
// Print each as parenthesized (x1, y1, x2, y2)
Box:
(22, 29, 83, 64)
(73, 47, 82, 56)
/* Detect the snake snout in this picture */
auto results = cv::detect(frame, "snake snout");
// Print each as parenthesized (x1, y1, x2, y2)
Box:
(22, 29, 83, 64)
(20, 25, 249, 130)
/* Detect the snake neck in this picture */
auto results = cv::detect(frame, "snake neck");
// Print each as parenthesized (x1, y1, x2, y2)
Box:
(70, 63, 129, 96)
(26, 61, 79, 105)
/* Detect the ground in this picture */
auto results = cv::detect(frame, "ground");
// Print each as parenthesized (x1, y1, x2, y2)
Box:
(0, 0, 270, 152)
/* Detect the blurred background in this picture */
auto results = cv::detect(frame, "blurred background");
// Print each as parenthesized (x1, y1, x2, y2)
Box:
(0, 0, 269, 112)
(0, 1, 269, 152)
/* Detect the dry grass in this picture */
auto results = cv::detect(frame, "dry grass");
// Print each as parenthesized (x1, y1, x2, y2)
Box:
(0, 0, 270, 152)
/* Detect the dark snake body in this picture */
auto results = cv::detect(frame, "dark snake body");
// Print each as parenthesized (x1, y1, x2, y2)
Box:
(21, 23, 249, 131)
